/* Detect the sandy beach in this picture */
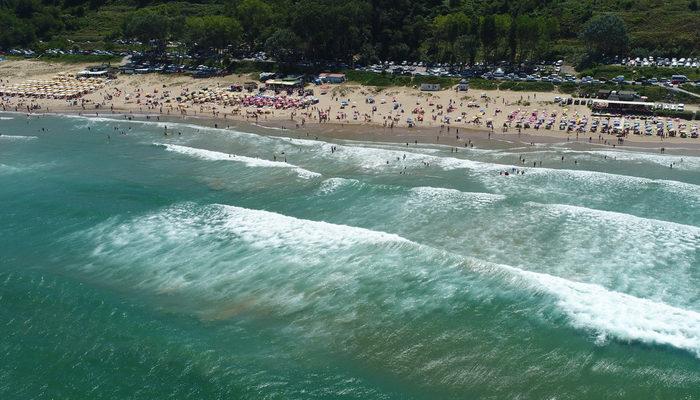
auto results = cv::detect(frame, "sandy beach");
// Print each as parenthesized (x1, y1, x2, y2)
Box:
(2, 59, 699, 152)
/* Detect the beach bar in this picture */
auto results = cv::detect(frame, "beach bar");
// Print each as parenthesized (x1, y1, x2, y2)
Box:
(591, 99, 657, 114)
(319, 73, 346, 84)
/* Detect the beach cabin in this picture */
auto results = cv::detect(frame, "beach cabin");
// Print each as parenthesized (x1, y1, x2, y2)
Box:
(597, 89, 612, 99)
(77, 69, 108, 78)
(243, 81, 258, 92)
(265, 76, 304, 91)
(319, 73, 346, 84)
(259, 72, 276, 82)
(420, 83, 441, 91)
(608, 90, 640, 102)
(78, 64, 116, 79)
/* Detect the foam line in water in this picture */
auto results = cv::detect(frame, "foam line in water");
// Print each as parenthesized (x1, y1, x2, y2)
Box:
(315, 178, 506, 208)
(0, 134, 38, 140)
(156, 143, 321, 179)
(215, 203, 410, 248)
(317, 177, 361, 194)
(508, 166, 700, 204)
(0, 116, 14, 120)
(61, 114, 271, 140)
(587, 150, 700, 170)
(502, 147, 700, 171)
(0, 163, 21, 174)
(529, 202, 700, 234)
(273, 135, 700, 194)
(251, 123, 288, 131)
(62, 116, 700, 193)
(83, 203, 700, 358)
(408, 186, 506, 207)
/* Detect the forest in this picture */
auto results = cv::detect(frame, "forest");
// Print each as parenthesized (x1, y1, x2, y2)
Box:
(1, 0, 699, 65)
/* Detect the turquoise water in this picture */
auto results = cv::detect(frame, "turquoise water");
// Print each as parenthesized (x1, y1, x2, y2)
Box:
(1, 113, 699, 399)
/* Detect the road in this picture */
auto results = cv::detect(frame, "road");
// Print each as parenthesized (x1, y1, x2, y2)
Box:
(666, 84, 700, 99)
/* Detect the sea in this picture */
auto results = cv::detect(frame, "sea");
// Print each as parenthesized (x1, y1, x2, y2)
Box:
(1, 113, 699, 399)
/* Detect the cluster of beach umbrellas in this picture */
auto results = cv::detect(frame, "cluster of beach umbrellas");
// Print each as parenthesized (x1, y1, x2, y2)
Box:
(240, 95, 318, 109)
(185, 88, 318, 109)
(185, 88, 241, 105)
(0, 74, 105, 99)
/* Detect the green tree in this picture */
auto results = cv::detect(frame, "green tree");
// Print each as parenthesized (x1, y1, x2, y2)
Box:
(122, 10, 170, 45)
(264, 28, 301, 62)
(515, 15, 540, 62)
(186, 16, 242, 53)
(534, 16, 559, 60)
(31, 11, 64, 41)
(432, 13, 471, 63)
(480, 15, 497, 63)
(455, 33, 478, 64)
(291, 0, 370, 62)
(236, 0, 273, 47)
(14, 0, 39, 19)
(558, 0, 592, 38)
(581, 14, 629, 59)
(507, 15, 517, 62)
(493, 14, 512, 62)
(0, 12, 36, 47)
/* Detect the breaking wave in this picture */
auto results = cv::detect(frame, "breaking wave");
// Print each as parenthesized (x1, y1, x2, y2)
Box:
(77, 203, 700, 358)
(155, 143, 321, 179)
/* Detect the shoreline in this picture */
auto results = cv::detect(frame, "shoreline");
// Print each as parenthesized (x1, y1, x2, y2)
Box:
(6, 108, 700, 157)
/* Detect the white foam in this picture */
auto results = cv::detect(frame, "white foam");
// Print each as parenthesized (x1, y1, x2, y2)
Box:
(271, 135, 496, 172)
(511, 202, 700, 309)
(327, 142, 495, 172)
(81, 203, 700, 357)
(156, 143, 321, 179)
(317, 177, 360, 194)
(496, 165, 700, 204)
(215, 204, 410, 249)
(274, 136, 694, 202)
(67, 115, 700, 199)
(505, 264, 700, 357)
(408, 187, 505, 208)
(271, 135, 325, 147)
(495, 146, 700, 171)
(0, 116, 14, 120)
(60, 114, 266, 138)
(531, 202, 700, 235)
(217, 206, 700, 357)
(60, 114, 127, 124)
(0, 163, 21, 174)
(586, 150, 700, 170)
(0, 134, 37, 140)
(252, 123, 287, 131)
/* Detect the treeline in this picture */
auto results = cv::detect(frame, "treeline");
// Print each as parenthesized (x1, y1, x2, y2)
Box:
(117, 0, 630, 66)
(0, 0, 696, 65)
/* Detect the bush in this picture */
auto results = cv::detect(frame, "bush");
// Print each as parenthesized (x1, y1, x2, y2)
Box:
(558, 82, 579, 94)
(345, 70, 456, 88)
(468, 78, 498, 90)
(681, 84, 700, 95)
(500, 81, 555, 92)
(578, 65, 700, 81)
(228, 60, 274, 74)
(653, 110, 695, 120)
(39, 53, 122, 63)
